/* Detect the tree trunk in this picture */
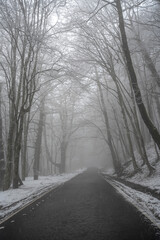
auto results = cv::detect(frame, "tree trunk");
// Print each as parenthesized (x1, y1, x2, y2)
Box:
(33, 99, 45, 180)
(60, 141, 67, 174)
(43, 125, 60, 174)
(129, 80, 154, 173)
(110, 71, 139, 172)
(0, 84, 5, 190)
(3, 108, 15, 190)
(21, 113, 30, 181)
(136, 36, 160, 87)
(13, 116, 24, 189)
(119, 79, 154, 173)
(113, 109, 130, 161)
(97, 77, 121, 174)
(116, 0, 160, 150)
(154, 143, 160, 162)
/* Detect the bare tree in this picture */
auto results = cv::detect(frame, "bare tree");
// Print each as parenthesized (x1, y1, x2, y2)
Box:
(33, 97, 45, 180)
(0, 84, 5, 189)
(0, 0, 65, 189)
(115, 0, 160, 149)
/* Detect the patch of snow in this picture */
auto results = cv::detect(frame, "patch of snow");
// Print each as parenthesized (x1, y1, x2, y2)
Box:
(102, 143, 160, 229)
(107, 179, 160, 229)
(103, 143, 160, 193)
(123, 144, 160, 192)
(0, 169, 85, 221)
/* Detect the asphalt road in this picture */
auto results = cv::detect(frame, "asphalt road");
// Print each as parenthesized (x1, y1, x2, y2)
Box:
(0, 169, 160, 240)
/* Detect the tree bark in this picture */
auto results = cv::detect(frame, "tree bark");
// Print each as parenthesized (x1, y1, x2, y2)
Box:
(44, 125, 60, 173)
(21, 113, 30, 181)
(136, 36, 160, 87)
(3, 107, 15, 190)
(110, 69, 139, 172)
(33, 99, 45, 180)
(60, 141, 67, 174)
(113, 109, 130, 161)
(0, 84, 5, 189)
(96, 77, 121, 175)
(13, 116, 24, 188)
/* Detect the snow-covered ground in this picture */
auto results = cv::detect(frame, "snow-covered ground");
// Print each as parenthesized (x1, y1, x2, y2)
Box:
(106, 178, 160, 229)
(0, 169, 85, 222)
(103, 143, 160, 229)
(122, 143, 160, 192)
(126, 165, 160, 193)
(103, 143, 160, 192)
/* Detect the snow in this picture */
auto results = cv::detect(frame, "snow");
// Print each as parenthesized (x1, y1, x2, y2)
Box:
(106, 178, 160, 229)
(103, 143, 160, 229)
(0, 169, 85, 222)
(103, 143, 160, 192)
(121, 144, 160, 193)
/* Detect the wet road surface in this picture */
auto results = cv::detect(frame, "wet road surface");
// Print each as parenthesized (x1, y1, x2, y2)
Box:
(0, 169, 160, 240)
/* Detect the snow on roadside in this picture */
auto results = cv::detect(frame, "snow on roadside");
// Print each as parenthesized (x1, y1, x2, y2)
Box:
(124, 161, 160, 193)
(106, 178, 160, 229)
(0, 169, 85, 221)
(102, 144, 160, 229)
(103, 143, 160, 193)
(122, 144, 160, 193)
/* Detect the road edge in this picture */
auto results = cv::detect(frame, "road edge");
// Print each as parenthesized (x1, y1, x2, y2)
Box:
(0, 172, 84, 225)
(102, 175, 160, 231)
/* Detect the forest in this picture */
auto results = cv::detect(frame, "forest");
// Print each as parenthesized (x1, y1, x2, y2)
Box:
(0, 0, 160, 190)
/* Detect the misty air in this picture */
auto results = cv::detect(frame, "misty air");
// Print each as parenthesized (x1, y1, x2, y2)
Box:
(0, 0, 160, 239)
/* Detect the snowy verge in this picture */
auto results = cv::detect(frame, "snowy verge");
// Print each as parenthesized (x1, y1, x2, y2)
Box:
(102, 144, 160, 193)
(120, 143, 160, 193)
(101, 143, 160, 229)
(104, 177, 160, 230)
(0, 169, 85, 223)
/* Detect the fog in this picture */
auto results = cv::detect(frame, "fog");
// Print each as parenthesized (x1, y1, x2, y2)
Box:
(0, 0, 159, 189)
